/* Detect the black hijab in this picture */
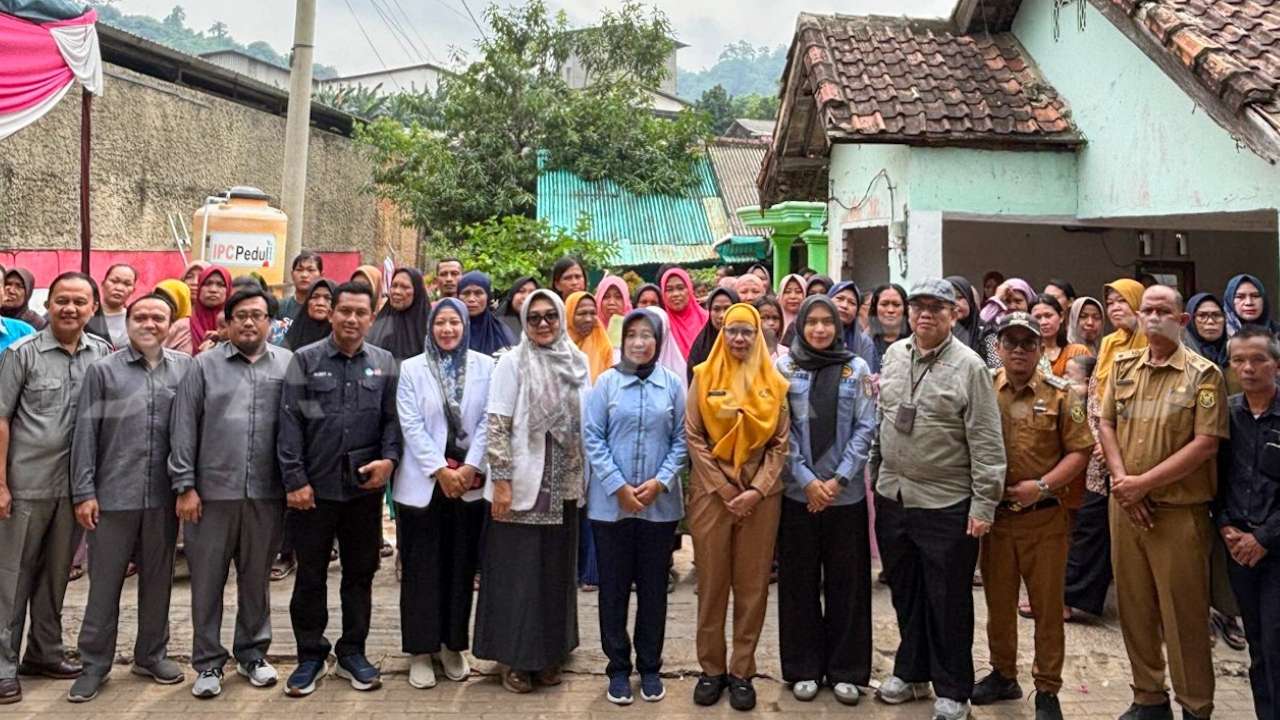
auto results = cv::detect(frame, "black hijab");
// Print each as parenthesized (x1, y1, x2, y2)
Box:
(368, 267, 431, 361)
(498, 275, 538, 339)
(686, 286, 739, 383)
(285, 279, 337, 351)
(1185, 293, 1229, 368)
(616, 310, 662, 380)
(947, 275, 983, 350)
(790, 295, 852, 460)
(2, 268, 46, 329)
(805, 274, 834, 296)
(632, 283, 662, 308)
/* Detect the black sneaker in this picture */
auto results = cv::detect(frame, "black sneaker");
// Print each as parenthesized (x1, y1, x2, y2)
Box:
(1182, 709, 1210, 720)
(1118, 701, 1174, 720)
(693, 673, 727, 706)
(727, 675, 756, 712)
(1035, 691, 1064, 720)
(971, 670, 1022, 705)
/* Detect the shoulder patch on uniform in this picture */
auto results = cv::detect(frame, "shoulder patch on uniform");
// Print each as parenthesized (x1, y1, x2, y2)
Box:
(1044, 374, 1070, 390)
(841, 365, 853, 379)
(1198, 388, 1217, 409)
(1070, 403, 1086, 423)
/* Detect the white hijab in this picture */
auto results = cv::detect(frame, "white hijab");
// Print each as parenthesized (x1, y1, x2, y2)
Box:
(642, 306, 688, 390)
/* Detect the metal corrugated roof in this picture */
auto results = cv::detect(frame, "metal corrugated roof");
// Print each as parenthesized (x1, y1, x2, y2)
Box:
(536, 153, 721, 267)
(706, 139, 769, 238)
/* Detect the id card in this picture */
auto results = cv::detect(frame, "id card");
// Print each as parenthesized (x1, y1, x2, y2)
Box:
(894, 403, 917, 434)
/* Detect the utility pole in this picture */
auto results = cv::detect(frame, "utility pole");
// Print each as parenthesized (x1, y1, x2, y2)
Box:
(281, 0, 316, 278)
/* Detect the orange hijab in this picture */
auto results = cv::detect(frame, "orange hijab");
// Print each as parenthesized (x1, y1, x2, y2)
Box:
(566, 291, 614, 382)
(1095, 278, 1148, 391)
(692, 303, 790, 472)
(352, 264, 385, 311)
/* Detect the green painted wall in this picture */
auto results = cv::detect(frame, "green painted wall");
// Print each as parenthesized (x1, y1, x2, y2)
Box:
(1014, 0, 1280, 219)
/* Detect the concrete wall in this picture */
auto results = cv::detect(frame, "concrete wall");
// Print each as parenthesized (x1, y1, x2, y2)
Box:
(942, 221, 1279, 301)
(0, 63, 414, 266)
(1014, 0, 1280, 220)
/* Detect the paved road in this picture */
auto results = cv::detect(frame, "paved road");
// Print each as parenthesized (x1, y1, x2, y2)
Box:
(0, 543, 1258, 719)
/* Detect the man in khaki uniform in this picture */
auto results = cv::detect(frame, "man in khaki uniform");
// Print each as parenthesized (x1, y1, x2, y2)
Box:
(1099, 285, 1228, 720)
(972, 313, 1091, 720)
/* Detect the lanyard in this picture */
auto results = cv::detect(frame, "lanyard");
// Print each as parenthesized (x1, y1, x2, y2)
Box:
(909, 347, 939, 401)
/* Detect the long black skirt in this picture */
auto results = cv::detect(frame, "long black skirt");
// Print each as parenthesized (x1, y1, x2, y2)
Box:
(1064, 489, 1112, 616)
(396, 490, 486, 654)
(472, 501, 579, 672)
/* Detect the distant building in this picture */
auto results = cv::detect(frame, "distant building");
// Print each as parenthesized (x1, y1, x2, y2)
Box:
(199, 49, 292, 89)
(724, 118, 775, 142)
(318, 62, 449, 95)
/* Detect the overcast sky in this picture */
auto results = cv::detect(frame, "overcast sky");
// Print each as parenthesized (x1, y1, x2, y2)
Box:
(112, 0, 956, 74)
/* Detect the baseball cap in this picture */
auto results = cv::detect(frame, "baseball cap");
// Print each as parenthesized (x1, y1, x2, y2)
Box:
(907, 278, 957, 304)
(996, 311, 1040, 337)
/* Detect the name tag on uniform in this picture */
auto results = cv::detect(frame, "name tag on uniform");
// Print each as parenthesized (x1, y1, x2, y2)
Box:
(1032, 400, 1048, 415)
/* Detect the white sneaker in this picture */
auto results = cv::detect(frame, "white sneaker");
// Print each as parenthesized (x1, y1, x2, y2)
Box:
(875, 676, 931, 704)
(408, 654, 436, 689)
(237, 659, 279, 688)
(834, 682, 861, 706)
(791, 680, 820, 701)
(933, 696, 970, 720)
(437, 649, 470, 682)
(191, 668, 223, 698)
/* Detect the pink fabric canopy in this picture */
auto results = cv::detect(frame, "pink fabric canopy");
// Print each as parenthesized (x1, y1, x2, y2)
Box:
(0, 8, 102, 139)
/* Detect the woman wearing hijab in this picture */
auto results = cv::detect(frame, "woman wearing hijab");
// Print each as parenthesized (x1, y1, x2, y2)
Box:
(283, 279, 337, 352)
(474, 289, 591, 695)
(776, 295, 876, 705)
(566, 291, 614, 382)
(685, 287, 739, 384)
(1, 268, 46, 330)
(460, 271, 517, 357)
(1030, 293, 1092, 378)
(154, 279, 195, 354)
(551, 257, 588, 298)
(1224, 273, 1280, 336)
(686, 303, 791, 711)
(633, 283, 662, 309)
(498, 276, 539, 340)
(189, 265, 232, 355)
(595, 276, 633, 345)
(753, 296, 788, 360)
(351, 265, 386, 311)
(583, 309, 688, 705)
(745, 263, 772, 290)
(368, 267, 432, 362)
(827, 281, 879, 373)
(181, 260, 210, 297)
(395, 298, 494, 689)
(978, 278, 1037, 367)
(1067, 297, 1106, 355)
(777, 274, 806, 335)
(642, 307, 688, 388)
(1185, 293, 1229, 369)
(661, 268, 707, 359)
(947, 276, 983, 351)
(867, 283, 910, 372)
(805, 275, 833, 297)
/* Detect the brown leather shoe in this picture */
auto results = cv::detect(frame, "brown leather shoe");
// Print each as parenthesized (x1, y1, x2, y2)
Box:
(18, 659, 82, 680)
(0, 678, 21, 704)
(501, 667, 533, 694)
(534, 666, 562, 686)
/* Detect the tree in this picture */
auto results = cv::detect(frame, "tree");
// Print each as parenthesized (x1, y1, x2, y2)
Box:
(357, 0, 712, 248)
(206, 21, 229, 40)
(677, 42, 787, 100)
(162, 5, 185, 30)
(431, 215, 617, 290)
(696, 84, 734, 134)
(731, 92, 779, 121)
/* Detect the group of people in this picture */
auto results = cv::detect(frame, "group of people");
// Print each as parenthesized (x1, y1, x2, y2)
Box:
(0, 255, 1276, 720)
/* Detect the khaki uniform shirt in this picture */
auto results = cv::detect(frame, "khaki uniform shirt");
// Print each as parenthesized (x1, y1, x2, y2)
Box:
(1100, 344, 1228, 505)
(994, 368, 1094, 491)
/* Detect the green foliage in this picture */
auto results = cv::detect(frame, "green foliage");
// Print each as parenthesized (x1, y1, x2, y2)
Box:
(357, 0, 712, 244)
(678, 42, 787, 101)
(314, 84, 443, 125)
(695, 85, 734, 134)
(731, 93, 780, 122)
(91, 3, 339, 79)
(428, 215, 617, 290)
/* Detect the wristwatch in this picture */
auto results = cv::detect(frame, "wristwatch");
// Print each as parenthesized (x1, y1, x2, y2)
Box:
(1035, 478, 1052, 501)
(835, 474, 850, 488)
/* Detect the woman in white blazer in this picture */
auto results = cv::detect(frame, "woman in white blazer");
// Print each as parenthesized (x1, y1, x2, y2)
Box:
(394, 297, 494, 690)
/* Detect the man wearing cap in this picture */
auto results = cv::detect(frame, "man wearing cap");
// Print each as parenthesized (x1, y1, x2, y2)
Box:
(870, 278, 1006, 720)
(972, 312, 1091, 720)
(1099, 285, 1227, 720)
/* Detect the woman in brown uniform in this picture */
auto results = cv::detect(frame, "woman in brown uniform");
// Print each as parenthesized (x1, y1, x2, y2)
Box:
(686, 303, 791, 712)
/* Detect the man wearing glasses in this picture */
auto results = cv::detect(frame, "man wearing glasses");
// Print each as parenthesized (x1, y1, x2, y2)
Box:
(168, 287, 294, 699)
(869, 279, 1006, 720)
(277, 282, 400, 697)
(971, 312, 1092, 720)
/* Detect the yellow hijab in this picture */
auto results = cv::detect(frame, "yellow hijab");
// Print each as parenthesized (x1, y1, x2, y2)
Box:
(693, 303, 790, 472)
(353, 264, 385, 310)
(1095, 279, 1148, 391)
(566, 291, 614, 381)
(155, 279, 192, 320)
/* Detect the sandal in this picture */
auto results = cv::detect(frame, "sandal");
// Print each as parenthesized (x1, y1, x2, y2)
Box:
(270, 557, 297, 582)
(502, 667, 533, 694)
(1212, 610, 1248, 651)
(68, 565, 86, 582)
(380, 539, 395, 558)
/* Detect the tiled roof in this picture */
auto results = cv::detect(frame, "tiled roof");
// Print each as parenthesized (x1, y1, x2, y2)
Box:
(792, 13, 1080, 144)
(536, 153, 721, 268)
(1102, 0, 1280, 136)
(706, 139, 769, 237)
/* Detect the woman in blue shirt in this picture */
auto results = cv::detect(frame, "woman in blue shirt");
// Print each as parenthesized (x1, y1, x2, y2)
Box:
(775, 295, 877, 705)
(584, 308, 688, 706)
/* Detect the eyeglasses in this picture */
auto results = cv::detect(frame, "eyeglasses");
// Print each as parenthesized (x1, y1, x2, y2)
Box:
(724, 327, 758, 340)
(1000, 336, 1040, 352)
(909, 301, 950, 315)
(1194, 311, 1224, 322)
(526, 311, 560, 327)
(232, 311, 269, 323)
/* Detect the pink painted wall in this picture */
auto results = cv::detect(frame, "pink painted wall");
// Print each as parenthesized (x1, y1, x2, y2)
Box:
(0, 250, 364, 293)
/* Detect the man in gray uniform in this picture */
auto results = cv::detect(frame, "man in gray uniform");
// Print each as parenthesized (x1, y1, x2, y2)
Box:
(67, 293, 192, 702)
(0, 272, 112, 704)
(168, 286, 292, 699)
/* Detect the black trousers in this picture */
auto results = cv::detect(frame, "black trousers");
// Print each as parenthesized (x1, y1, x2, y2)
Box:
(395, 491, 486, 655)
(874, 494, 979, 702)
(1064, 489, 1112, 616)
(777, 498, 872, 686)
(1228, 551, 1280, 720)
(591, 518, 678, 678)
(290, 492, 383, 662)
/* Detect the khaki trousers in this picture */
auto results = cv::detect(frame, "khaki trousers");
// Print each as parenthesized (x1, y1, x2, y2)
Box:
(1110, 499, 1215, 717)
(689, 490, 781, 678)
(979, 503, 1069, 693)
